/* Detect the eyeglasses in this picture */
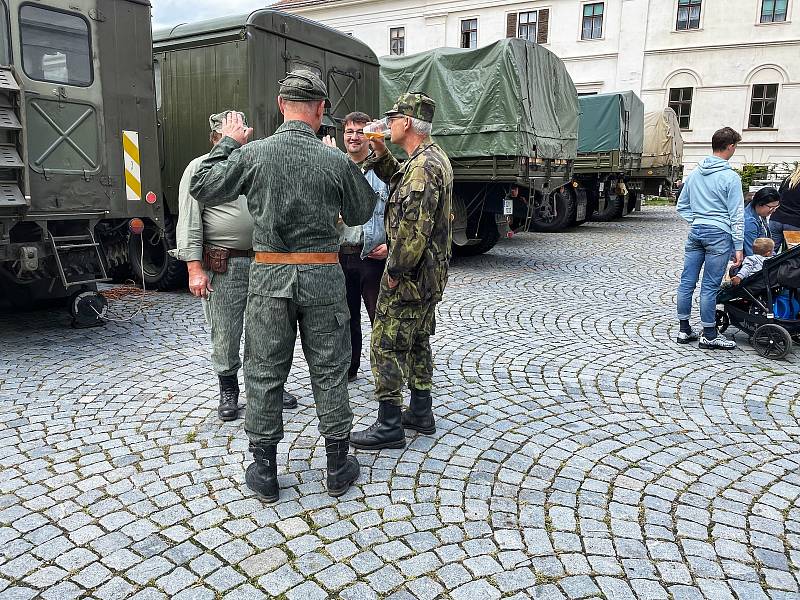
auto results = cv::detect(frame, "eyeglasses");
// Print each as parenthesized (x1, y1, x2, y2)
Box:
(344, 129, 365, 137)
(765, 202, 780, 211)
(387, 115, 405, 122)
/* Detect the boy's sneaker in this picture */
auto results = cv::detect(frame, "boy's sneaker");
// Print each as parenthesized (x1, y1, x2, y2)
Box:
(676, 328, 700, 344)
(699, 335, 736, 350)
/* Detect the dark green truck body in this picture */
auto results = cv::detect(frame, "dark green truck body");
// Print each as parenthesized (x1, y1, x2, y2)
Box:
(0, 0, 162, 305)
(380, 39, 582, 250)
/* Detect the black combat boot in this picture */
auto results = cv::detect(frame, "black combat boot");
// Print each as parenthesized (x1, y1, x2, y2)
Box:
(402, 388, 436, 434)
(349, 402, 406, 450)
(325, 437, 361, 497)
(282, 390, 298, 410)
(218, 375, 239, 421)
(245, 443, 279, 503)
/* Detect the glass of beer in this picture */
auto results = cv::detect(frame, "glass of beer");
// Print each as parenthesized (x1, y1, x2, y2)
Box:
(363, 118, 390, 140)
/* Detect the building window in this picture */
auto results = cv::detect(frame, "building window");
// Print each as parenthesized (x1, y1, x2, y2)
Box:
(749, 84, 778, 128)
(582, 3, 604, 39)
(761, 0, 788, 22)
(461, 19, 477, 49)
(20, 5, 92, 86)
(668, 87, 693, 129)
(676, 0, 702, 30)
(390, 27, 404, 56)
(518, 11, 538, 42)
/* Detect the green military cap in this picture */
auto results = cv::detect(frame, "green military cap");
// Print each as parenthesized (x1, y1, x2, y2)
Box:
(384, 91, 436, 123)
(209, 110, 248, 133)
(278, 69, 330, 107)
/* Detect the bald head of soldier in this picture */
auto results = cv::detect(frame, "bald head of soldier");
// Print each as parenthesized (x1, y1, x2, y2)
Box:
(277, 70, 329, 131)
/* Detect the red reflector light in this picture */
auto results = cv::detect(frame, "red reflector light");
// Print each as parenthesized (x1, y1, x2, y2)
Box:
(145, 191, 157, 204)
(129, 218, 145, 235)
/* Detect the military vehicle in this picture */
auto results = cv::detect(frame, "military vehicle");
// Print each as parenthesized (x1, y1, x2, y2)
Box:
(634, 108, 684, 198)
(149, 9, 379, 286)
(573, 91, 645, 222)
(380, 39, 581, 253)
(0, 0, 163, 321)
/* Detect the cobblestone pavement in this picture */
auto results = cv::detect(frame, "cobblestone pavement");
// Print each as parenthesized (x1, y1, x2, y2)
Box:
(1, 206, 799, 600)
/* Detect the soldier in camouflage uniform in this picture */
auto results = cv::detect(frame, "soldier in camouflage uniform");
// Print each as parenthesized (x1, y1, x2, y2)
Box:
(190, 71, 378, 502)
(350, 92, 454, 451)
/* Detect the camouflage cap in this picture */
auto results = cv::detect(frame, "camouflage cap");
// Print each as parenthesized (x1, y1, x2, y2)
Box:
(384, 91, 435, 123)
(278, 69, 330, 107)
(209, 110, 248, 133)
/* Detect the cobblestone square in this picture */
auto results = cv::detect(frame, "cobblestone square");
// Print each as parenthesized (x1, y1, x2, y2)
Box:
(1, 207, 798, 599)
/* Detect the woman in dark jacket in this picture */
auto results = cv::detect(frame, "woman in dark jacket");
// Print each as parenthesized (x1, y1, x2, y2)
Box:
(771, 165, 800, 251)
(743, 187, 779, 256)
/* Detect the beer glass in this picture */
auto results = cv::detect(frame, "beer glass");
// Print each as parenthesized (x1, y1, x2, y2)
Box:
(363, 118, 390, 140)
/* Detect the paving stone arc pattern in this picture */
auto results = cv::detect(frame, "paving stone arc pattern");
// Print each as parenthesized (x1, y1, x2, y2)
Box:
(1, 207, 799, 600)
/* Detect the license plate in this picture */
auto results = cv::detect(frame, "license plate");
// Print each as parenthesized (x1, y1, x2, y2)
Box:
(503, 198, 513, 216)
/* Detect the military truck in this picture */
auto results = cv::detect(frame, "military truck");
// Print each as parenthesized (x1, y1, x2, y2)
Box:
(148, 9, 379, 286)
(0, 0, 162, 319)
(573, 91, 644, 222)
(632, 107, 684, 198)
(380, 39, 581, 254)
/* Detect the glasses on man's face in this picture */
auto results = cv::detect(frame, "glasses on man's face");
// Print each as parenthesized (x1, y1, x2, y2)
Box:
(344, 129, 365, 138)
(766, 202, 780, 211)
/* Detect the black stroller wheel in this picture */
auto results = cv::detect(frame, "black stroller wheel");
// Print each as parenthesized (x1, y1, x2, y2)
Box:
(751, 324, 793, 359)
(715, 309, 730, 333)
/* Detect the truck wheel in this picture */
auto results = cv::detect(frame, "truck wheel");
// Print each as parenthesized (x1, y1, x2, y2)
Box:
(129, 215, 187, 290)
(453, 218, 500, 257)
(531, 187, 576, 232)
(592, 191, 625, 222)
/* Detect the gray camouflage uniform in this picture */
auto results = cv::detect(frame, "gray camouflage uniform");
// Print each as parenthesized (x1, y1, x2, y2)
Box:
(190, 113, 377, 445)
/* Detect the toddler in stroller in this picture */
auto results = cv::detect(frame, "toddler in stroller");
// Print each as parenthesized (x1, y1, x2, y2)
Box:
(716, 244, 800, 359)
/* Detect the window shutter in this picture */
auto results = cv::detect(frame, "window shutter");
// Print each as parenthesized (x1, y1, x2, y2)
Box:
(506, 12, 518, 38)
(537, 9, 549, 43)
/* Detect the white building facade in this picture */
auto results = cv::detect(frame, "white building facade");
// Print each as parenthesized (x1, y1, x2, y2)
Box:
(275, 0, 799, 171)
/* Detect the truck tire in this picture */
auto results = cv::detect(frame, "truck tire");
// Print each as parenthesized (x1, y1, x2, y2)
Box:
(531, 187, 576, 232)
(129, 215, 187, 290)
(453, 217, 499, 257)
(592, 191, 625, 222)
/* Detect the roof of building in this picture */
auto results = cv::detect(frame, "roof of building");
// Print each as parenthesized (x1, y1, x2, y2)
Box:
(271, 0, 342, 8)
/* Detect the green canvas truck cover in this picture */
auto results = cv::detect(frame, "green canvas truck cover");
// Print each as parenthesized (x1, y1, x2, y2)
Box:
(577, 91, 644, 154)
(379, 38, 578, 160)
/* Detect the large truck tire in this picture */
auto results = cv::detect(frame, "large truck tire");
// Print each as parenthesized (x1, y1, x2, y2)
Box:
(592, 191, 625, 222)
(129, 215, 187, 290)
(453, 217, 500, 257)
(531, 187, 576, 232)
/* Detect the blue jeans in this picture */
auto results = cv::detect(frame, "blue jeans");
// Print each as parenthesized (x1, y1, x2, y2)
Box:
(677, 225, 733, 328)
(769, 219, 800, 252)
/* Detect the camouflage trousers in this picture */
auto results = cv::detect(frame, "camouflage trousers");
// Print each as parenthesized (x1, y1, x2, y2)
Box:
(202, 256, 250, 377)
(371, 294, 437, 407)
(243, 294, 353, 445)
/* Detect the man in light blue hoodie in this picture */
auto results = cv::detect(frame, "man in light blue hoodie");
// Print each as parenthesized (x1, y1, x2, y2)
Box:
(676, 127, 744, 349)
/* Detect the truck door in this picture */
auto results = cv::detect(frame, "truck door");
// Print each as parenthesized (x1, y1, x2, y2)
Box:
(14, 2, 101, 210)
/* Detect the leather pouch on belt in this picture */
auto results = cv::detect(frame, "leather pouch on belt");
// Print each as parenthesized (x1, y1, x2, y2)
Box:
(203, 244, 230, 274)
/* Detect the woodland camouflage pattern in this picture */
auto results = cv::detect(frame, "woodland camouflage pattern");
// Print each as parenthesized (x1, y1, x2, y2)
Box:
(367, 138, 453, 404)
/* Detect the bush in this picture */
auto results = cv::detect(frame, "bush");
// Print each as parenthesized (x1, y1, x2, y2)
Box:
(734, 164, 769, 195)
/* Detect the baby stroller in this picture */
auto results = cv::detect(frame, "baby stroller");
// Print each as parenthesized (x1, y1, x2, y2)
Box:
(716, 244, 800, 359)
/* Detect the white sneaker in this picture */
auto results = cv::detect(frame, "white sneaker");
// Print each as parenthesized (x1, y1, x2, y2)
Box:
(699, 334, 736, 350)
(676, 328, 699, 344)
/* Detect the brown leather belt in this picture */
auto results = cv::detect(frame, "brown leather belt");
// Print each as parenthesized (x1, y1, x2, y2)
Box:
(228, 248, 255, 258)
(255, 251, 339, 265)
(339, 244, 363, 256)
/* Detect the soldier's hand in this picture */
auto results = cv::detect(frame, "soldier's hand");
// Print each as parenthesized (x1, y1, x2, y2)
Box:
(221, 112, 253, 145)
(368, 244, 388, 260)
(387, 274, 399, 289)
(187, 262, 213, 298)
(322, 135, 339, 150)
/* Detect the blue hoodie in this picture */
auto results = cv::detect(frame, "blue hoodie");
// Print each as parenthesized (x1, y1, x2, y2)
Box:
(676, 156, 745, 250)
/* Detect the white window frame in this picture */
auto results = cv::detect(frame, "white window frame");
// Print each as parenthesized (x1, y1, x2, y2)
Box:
(673, 0, 704, 32)
(517, 10, 539, 43)
(460, 17, 478, 49)
(580, 1, 605, 41)
(389, 26, 405, 56)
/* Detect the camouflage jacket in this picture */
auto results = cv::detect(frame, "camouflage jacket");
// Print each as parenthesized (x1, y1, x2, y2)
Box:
(189, 121, 376, 305)
(368, 136, 453, 308)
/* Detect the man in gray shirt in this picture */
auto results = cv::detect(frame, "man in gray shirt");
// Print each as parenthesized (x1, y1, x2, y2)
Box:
(171, 112, 298, 423)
